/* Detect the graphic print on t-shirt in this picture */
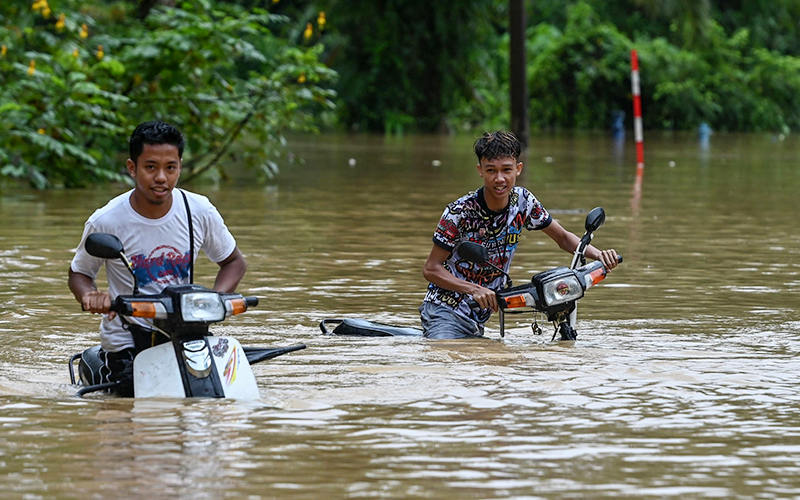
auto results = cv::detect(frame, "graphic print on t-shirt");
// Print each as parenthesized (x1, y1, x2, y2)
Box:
(131, 245, 190, 286)
(424, 187, 552, 324)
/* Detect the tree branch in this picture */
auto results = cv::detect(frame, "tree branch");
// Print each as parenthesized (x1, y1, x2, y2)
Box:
(181, 94, 266, 183)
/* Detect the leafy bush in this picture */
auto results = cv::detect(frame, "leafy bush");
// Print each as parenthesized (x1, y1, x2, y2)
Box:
(300, 0, 499, 133)
(527, 3, 632, 130)
(524, 1, 800, 133)
(0, 0, 336, 188)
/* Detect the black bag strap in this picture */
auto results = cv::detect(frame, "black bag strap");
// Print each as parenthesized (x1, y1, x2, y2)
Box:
(180, 189, 194, 283)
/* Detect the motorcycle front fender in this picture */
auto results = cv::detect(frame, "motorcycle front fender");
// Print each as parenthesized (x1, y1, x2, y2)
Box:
(133, 337, 259, 399)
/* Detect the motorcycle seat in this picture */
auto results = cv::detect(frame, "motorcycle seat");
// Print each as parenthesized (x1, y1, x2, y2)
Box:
(319, 318, 423, 337)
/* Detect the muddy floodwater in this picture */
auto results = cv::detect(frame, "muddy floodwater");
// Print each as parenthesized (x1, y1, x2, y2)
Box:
(1, 131, 799, 499)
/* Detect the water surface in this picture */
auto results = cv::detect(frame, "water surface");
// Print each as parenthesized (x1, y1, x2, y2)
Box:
(1, 132, 799, 498)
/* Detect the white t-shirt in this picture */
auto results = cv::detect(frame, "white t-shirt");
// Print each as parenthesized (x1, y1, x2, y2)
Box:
(70, 189, 237, 352)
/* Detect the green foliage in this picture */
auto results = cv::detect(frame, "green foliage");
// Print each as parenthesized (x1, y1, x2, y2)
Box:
(523, 1, 800, 132)
(6, 0, 800, 184)
(0, 0, 335, 188)
(641, 21, 800, 132)
(526, 3, 633, 129)
(302, 0, 500, 133)
(713, 0, 800, 56)
(290, 0, 800, 134)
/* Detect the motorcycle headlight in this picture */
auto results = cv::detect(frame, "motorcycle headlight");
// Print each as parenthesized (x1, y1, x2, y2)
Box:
(541, 275, 584, 306)
(180, 292, 225, 322)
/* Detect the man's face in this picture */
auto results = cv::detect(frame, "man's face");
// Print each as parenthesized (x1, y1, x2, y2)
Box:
(126, 143, 182, 206)
(476, 156, 523, 207)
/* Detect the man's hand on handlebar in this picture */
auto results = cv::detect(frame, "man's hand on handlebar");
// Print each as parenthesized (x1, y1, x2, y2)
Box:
(471, 285, 499, 312)
(598, 249, 620, 271)
(81, 290, 116, 320)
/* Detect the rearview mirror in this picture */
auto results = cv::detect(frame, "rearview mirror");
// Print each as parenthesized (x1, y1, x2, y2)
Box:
(85, 233, 125, 259)
(584, 207, 606, 233)
(458, 241, 488, 264)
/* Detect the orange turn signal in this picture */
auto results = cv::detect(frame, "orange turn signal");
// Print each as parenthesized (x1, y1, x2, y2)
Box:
(504, 295, 528, 309)
(228, 298, 247, 315)
(130, 302, 157, 318)
(588, 268, 606, 286)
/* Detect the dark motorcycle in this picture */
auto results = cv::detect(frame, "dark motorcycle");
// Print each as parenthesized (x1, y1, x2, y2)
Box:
(320, 207, 620, 341)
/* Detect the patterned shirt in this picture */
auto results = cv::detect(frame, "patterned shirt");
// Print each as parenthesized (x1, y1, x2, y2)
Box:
(423, 186, 551, 323)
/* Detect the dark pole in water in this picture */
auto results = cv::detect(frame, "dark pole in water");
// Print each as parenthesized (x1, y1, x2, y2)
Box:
(509, 0, 529, 149)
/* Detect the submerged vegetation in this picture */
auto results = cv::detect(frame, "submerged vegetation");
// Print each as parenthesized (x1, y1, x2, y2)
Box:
(2, 0, 800, 187)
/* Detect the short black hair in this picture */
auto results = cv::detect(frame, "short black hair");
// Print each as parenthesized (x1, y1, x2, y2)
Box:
(129, 120, 185, 164)
(473, 131, 522, 163)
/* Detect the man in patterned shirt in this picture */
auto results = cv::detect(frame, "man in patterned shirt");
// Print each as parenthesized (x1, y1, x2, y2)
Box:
(420, 131, 618, 339)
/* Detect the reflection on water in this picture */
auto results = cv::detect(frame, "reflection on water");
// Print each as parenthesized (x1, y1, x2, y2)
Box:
(1, 132, 800, 498)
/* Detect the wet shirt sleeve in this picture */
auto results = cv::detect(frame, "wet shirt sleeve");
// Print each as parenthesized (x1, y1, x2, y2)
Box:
(199, 204, 237, 263)
(523, 192, 552, 231)
(69, 222, 103, 278)
(432, 206, 461, 251)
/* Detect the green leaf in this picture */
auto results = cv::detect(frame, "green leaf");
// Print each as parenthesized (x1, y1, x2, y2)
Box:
(0, 102, 23, 114)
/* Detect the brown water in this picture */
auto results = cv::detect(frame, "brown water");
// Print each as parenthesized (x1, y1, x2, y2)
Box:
(1, 132, 799, 498)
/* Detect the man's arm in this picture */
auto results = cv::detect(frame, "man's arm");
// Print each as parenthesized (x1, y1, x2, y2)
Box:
(68, 268, 115, 318)
(422, 244, 499, 312)
(213, 246, 247, 293)
(541, 220, 618, 270)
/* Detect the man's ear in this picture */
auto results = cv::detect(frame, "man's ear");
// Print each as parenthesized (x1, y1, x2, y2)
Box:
(476, 163, 483, 177)
(126, 158, 136, 178)
(517, 162, 524, 175)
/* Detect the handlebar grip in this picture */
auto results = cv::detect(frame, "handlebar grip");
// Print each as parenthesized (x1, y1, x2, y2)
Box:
(82, 302, 119, 313)
(617, 255, 623, 263)
(467, 299, 480, 310)
(245, 296, 259, 307)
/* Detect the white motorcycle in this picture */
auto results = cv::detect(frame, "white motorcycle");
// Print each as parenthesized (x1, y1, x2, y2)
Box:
(68, 233, 305, 399)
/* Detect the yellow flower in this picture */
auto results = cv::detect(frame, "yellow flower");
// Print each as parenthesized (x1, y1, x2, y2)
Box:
(133, 74, 142, 86)
(72, 48, 79, 58)
(272, 0, 279, 3)
(318, 11, 326, 29)
(27, 60, 36, 76)
(96, 45, 104, 60)
(55, 13, 65, 31)
(1, 45, 6, 57)
(37, 128, 45, 135)
(32, 0, 50, 17)
(298, 74, 306, 84)
(303, 22, 313, 40)
(79, 23, 88, 39)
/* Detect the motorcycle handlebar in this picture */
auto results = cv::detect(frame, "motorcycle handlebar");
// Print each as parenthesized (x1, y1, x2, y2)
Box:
(465, 255, 623, 310)
(81, 302, 119, 313)
(83, 293, 261, 312)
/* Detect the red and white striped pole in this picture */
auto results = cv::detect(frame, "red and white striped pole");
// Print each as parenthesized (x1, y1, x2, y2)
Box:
(631, 49, 644, 175)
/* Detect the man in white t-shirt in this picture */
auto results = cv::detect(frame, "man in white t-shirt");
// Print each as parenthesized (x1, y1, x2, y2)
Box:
(68, 121, 247, 394)
(420, 131, 619, 339)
